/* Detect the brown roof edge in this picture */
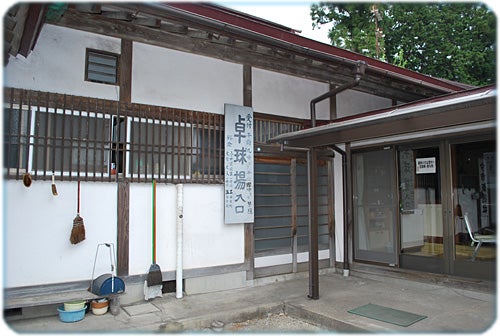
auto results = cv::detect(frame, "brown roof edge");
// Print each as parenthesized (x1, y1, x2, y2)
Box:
(168, 2, 467, 93)
(332, 84, 496, 125)
(269, 84, 496, 147)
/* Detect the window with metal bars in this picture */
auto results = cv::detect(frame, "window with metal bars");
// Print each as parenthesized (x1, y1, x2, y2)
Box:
(128, 118, 192, 180)
(3, 89, 225, 184)
(3, 105, 112, 177)
(253, 114, 302, 144)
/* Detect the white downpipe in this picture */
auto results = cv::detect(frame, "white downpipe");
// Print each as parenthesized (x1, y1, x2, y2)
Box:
(176, 184, 184, 299)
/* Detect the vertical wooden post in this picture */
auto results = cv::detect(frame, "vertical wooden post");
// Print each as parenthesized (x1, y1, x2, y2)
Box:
(243, 64, 252, 107)
(327, 160, 335, 268)
(243, 64, 254, 280)
(308, 148, 319, 299)
(117, 180, 130, 276)
(120, 39, 132, 103)
(291, 159, 298, 273)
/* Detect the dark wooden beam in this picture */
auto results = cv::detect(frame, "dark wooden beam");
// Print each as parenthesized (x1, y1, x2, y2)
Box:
(18, 4, 46, 57)
(119, 39, 132, 103)
(243, 64, 252, 107)
(117, 180, 130, 276)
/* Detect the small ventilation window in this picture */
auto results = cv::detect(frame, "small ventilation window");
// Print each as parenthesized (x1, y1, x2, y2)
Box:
(85, 49, 119, 85)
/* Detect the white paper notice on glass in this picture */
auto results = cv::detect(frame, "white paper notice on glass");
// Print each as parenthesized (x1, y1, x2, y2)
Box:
(224, 104, 254, 224)
(416, 157, 436, 174)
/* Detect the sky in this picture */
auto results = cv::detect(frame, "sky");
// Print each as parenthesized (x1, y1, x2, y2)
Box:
(215, 1, 333, 44)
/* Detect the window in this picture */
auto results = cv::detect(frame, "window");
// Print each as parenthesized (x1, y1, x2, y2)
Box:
(85, 49, 119, 85)
(31, 107, 112, 176)
(3, 106, 30, 172)
(128, 118, 192, 180)
(4, 89, 225, 184)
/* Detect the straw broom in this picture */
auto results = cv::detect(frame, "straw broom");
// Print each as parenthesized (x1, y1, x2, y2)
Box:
(70, 181, 86, 244)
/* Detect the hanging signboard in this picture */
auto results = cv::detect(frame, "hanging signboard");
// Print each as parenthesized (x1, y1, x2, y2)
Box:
(416, 157, 436, 174)
(224, 104, 254, 224)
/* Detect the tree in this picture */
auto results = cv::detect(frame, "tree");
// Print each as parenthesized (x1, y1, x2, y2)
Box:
(310, 2, 496, 86)
(310, 3, 389, 59)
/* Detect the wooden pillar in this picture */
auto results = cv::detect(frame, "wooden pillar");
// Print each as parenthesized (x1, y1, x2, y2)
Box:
(117, 180, 130, 276)
(308, 148, 319, 299)
(243, 64, 252, 107)
(243, 64, 254, 280)
(116, 38, 132, 276)
(119, 39, 132, 103)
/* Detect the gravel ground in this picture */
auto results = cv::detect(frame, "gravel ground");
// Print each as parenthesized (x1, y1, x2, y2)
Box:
(214, 312, 325, 332)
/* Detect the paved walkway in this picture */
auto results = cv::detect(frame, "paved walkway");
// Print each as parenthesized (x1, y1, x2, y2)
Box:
(4, 267, 497, 334)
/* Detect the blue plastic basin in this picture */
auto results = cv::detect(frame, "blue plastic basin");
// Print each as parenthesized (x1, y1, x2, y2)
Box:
(57, 305, 86, 323)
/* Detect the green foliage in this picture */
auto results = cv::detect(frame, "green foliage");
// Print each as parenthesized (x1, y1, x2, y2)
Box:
(311, 2, 388, 59)
(310, 2, 496, 86)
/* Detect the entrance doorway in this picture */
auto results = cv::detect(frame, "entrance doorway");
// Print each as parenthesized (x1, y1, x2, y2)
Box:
(398, 146, 445, 273)
(353, 148, 398, 265)
(352, 138, 496, 280)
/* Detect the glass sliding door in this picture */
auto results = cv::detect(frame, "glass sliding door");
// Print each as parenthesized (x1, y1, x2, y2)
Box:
(398, 146, 445, 273)
(451, 140, 496, 279)
(353, 148, 398, 265)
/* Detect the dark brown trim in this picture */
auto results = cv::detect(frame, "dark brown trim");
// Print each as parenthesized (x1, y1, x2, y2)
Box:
(117, 180, 130, 276)
(120, 39, 133, 102)
(243, 64, 252, 107)
(18, 4, 46, 57)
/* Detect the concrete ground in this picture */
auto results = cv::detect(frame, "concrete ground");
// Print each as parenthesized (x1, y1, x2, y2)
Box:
(4, 266, 497, 334)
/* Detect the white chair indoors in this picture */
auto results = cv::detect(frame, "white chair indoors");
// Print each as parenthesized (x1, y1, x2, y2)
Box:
(463, 213, 496, 261)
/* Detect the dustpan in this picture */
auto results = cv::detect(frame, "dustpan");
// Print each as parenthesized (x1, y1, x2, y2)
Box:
(90, 243, 125, 296)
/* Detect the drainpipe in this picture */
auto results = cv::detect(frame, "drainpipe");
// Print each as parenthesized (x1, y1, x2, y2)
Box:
(307, 61, 366, 299)
(310, 61, 367, 128)
(176, 184, 184, 299)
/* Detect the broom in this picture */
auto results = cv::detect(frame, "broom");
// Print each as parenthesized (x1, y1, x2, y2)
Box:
(70, 181, 86, 245)
(147, 179, 162, 286)
(145, 180, 162, 300)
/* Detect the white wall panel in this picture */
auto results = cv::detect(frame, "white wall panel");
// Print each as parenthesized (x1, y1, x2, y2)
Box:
(4, 24, 121, 100)
(4, 181, 117, 287)
(132, 42, 243, 113)
(252, 68, 329, 119)
(337, 89, 392, 118)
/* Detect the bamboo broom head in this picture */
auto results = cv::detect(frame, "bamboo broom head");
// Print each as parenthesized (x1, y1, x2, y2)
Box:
(70, 214, 86, 245)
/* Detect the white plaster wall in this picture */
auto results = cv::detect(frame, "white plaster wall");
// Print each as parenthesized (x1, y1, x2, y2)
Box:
(4, 24, 121, 100)
(132, 42, 243, 113)
(3, 181, 117, 287)
(336, 89, 392, 118)
(4, 181, 244, 288)
(252, 68, 330, 119)
(182, 185, 244, 268)
(128, 183, 178, 275)
(128, 184, 244, 275)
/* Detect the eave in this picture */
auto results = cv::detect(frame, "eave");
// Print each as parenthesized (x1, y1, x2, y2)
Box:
(270, 86, 496, 148)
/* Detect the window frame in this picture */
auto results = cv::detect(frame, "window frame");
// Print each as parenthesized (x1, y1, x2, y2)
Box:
(85, 48, 120, 85)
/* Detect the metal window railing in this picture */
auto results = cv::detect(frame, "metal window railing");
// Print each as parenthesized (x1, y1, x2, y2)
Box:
(4, 89, 305, 184)
(3, 88, 225, 184)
